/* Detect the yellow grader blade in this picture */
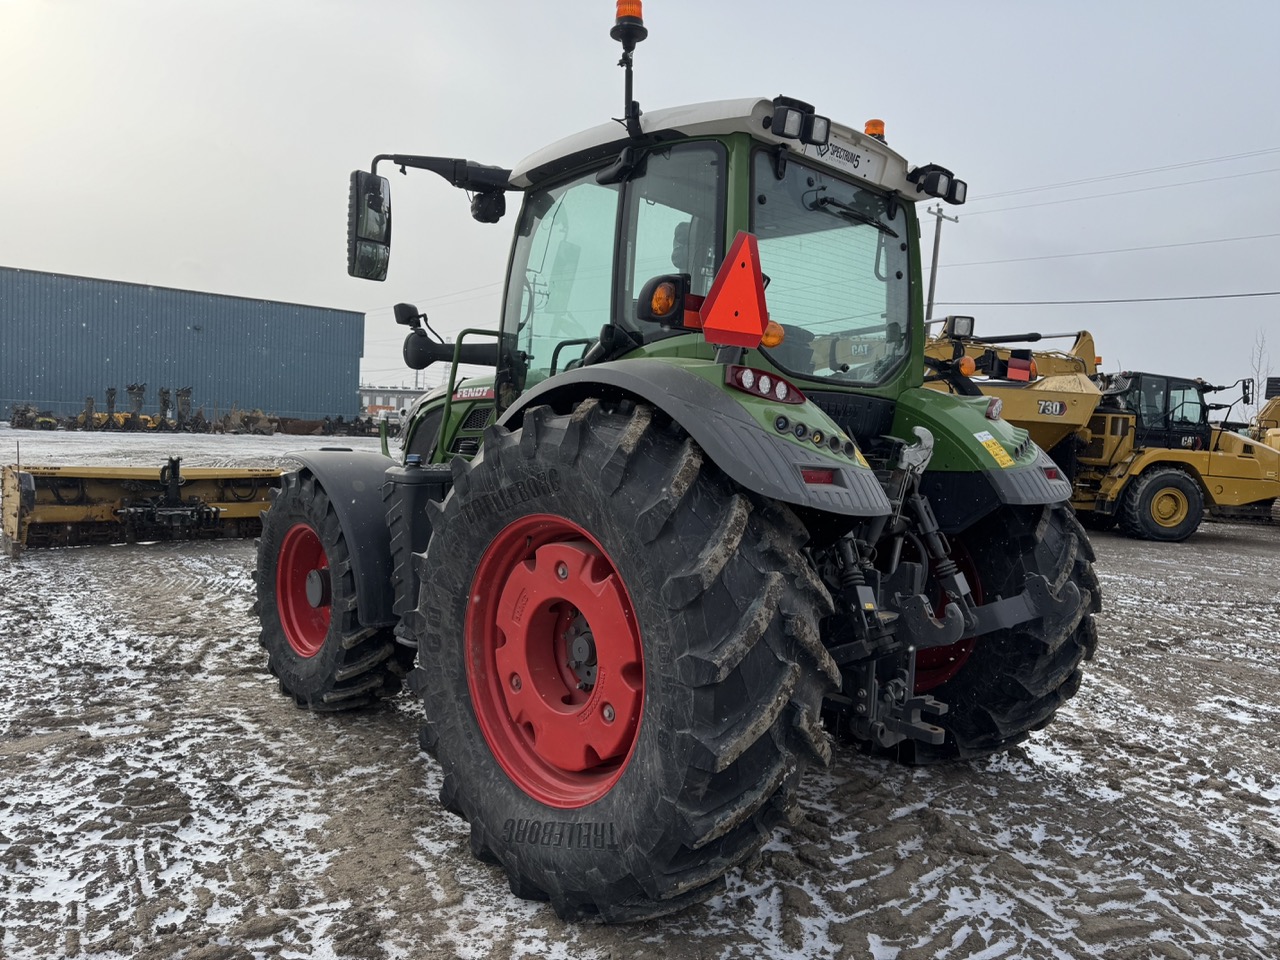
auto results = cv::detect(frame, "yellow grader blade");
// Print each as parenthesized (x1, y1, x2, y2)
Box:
(2, 457, 280, 557)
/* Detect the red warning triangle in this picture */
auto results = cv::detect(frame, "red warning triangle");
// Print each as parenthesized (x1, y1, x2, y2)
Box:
(699, 231, 769, 348)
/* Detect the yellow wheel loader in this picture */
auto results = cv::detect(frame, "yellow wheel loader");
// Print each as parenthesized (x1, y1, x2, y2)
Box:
(924, 318, 1280, 541)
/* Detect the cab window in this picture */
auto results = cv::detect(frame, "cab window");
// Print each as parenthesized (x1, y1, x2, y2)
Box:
(504, 172, 619, 385)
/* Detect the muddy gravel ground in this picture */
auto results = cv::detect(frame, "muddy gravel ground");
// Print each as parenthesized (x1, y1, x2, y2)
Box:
(2, 425, 1279, 959)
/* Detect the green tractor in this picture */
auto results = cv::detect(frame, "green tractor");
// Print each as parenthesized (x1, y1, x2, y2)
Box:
(254, 5, 1099, 922)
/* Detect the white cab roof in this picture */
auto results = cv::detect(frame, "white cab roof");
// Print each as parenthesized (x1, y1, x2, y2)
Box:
(509, 97, 919, 199)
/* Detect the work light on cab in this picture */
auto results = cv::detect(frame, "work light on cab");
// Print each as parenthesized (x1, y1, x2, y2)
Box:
(768, 96, 830, 147)
(907, 162, 967, 205)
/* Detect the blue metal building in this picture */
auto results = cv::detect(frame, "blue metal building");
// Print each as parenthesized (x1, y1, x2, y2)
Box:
(0, 266, 364, 419)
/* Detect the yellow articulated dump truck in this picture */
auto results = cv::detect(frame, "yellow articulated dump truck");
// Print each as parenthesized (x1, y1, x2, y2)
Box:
(2, 457, 280, 558)
(924, 318, 1280, 541)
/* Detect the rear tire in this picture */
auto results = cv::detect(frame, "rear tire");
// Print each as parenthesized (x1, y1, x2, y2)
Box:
(887, 503, 1100, 763)
(411, 400, 839, 920)
(1120, 467, 1203, 541)
(254, 471, 412, 710)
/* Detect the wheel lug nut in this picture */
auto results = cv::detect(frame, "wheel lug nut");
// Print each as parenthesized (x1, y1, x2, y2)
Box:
(556, 562, 569, 580)
(510, 673, 522, 692)
(602, 703, 615, 723)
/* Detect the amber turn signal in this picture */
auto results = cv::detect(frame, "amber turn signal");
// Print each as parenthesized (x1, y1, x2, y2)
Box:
(649, 281, 678, 319)
(957, 356, 977, 377)
(761, 321, 786, 348)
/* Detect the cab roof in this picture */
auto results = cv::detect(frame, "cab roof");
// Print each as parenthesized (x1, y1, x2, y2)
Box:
(509, 97, 918, 199)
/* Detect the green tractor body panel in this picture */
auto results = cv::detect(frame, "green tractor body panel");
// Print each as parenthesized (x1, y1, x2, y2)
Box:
(894, 388, 1032, 474)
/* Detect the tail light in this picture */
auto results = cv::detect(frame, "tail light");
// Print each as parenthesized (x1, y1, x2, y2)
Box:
(726, 366, 806, 404)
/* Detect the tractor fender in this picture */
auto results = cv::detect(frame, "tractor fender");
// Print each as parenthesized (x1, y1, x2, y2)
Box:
(891, 387, 1073, 533)
(499, 359, 892, 518)
(288, 448, 397, 629)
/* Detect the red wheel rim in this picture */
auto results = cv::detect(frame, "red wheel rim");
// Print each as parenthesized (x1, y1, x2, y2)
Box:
(467, 514, 644, 808)
(913, 540, 983, 693)
(277, 522, 331, 658)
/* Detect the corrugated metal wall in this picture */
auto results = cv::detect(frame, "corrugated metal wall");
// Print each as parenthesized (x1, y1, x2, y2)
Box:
(0, 266, 364, 419)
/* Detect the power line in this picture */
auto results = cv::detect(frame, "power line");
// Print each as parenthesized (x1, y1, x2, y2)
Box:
(941, 232, 1280, 268)
(969, 146, 1280, 201)
(937, 291, 1280, 306)
(363, 281, 504, 318)
(960, 167, 1280, 217)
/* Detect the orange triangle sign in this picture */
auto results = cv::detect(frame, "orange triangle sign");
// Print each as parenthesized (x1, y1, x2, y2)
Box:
(700, 231, 768, 348)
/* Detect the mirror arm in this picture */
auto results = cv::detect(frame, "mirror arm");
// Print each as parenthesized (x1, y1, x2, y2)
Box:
(371, 154, 513, 192)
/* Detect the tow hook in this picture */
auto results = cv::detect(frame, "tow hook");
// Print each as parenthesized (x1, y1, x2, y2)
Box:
(847, 657, 948, 748)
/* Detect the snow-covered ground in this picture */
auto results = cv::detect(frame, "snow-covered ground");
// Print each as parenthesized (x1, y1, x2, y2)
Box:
(2, 425, 1279, 959)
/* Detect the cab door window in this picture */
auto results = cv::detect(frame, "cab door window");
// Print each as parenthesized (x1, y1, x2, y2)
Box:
(619, 142, 725, 323)
(504, 173, 620, 385)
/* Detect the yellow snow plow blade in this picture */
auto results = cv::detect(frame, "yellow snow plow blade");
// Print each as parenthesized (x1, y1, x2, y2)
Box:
(2, 457, 280, 556)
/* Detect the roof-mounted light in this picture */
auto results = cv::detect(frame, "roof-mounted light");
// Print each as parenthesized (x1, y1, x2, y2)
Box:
(864, 119, 886, 143)
(769, 96, 830, 147)
(907, 163, 967, 205)
(611, 0, 647, 45)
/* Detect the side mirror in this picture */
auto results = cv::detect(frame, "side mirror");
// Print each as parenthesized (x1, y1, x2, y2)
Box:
(1244, 378, 1254, 406)
(348, 171, 392, 280)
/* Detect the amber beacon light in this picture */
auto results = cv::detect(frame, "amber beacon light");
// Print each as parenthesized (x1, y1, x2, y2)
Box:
(612, 1, 647, 44)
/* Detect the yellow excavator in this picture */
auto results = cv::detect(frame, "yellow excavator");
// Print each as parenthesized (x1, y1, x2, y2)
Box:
(2, 457, 280, 558)
(924, 317, 1280, 541)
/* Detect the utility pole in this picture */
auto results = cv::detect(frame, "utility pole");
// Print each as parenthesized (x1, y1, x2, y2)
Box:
(925, 204, 959, 322)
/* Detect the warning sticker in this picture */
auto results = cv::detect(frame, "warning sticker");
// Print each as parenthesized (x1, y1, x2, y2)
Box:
(974, 430, 1015, 469)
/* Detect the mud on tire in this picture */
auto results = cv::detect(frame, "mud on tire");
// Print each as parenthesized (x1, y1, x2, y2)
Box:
(254, 471, 413, 710)
(410, 400, 839, 921)
(895, 502, 1101, 764)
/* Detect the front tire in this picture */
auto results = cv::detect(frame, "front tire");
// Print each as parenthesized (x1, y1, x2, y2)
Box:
(1120, 467, 1203, 541)
(254, 471, 412, 710)
(412, 400, 838, 920)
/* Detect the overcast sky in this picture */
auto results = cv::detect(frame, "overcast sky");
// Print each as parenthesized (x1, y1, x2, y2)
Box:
(2, 0, 1277, 404)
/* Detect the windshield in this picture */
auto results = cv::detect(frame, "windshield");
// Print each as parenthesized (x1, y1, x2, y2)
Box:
(751, 151, 911, 384)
